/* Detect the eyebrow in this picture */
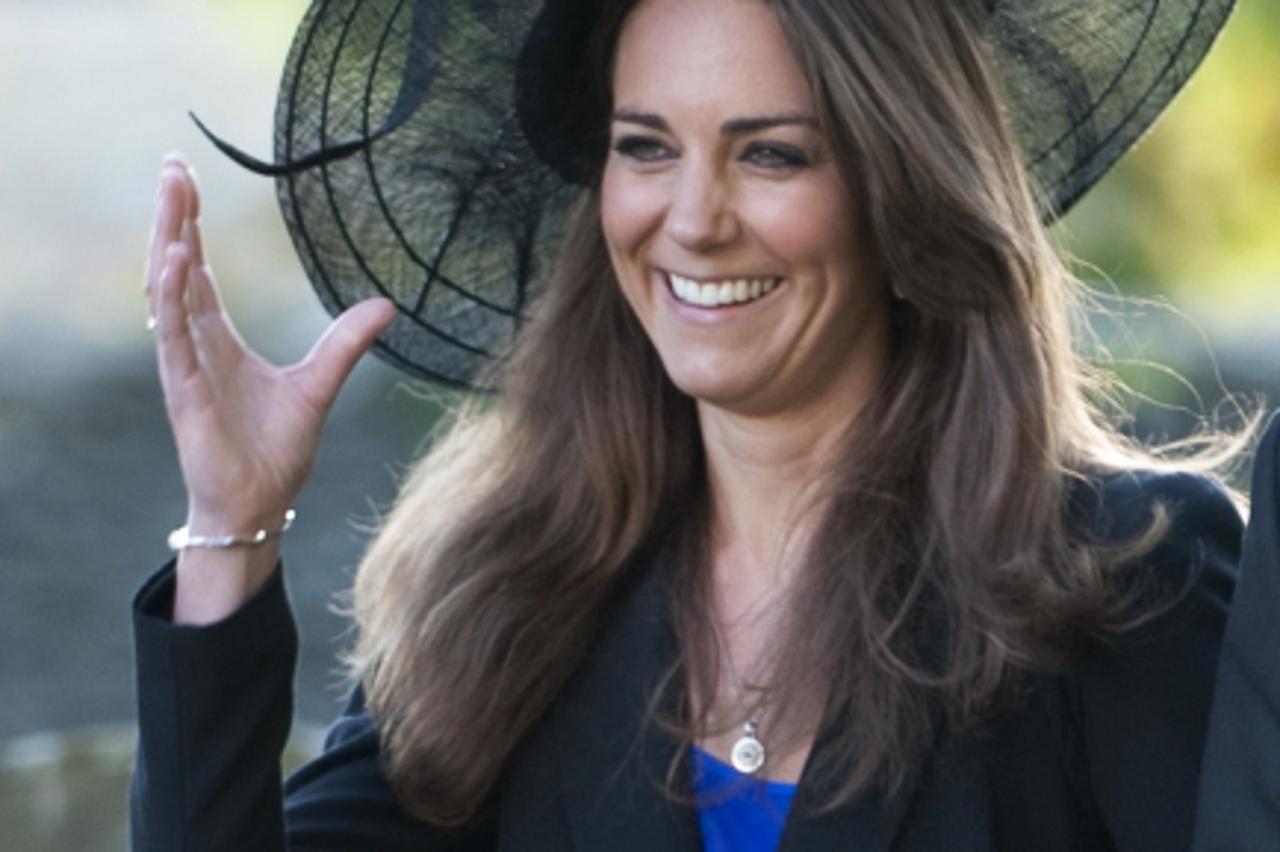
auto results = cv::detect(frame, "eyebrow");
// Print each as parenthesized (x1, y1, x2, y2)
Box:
(611, 109, 819, 135)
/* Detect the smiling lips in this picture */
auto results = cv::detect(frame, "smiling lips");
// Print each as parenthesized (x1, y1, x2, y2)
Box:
(667, 271, 781, 308)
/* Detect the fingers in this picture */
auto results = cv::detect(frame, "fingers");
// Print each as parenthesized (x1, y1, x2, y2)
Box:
(183, 213, 207, 270)
(147, 154, 235, 345)
(146, 166, 188, 321)
(177, 155, 203, 222)
(165, 162, 221, 322)
(185, 249, 245, 372)
(172, 185, 243, 366)
(294, 299, 397, 411)
(155, 242, 203, 398)
(179, 165, 207, 270)
(146, 154, 204, 323)
(184, 221, 221, 318)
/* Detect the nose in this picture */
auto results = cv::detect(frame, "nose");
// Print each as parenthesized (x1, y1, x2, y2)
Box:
(663, 157, 739, 250)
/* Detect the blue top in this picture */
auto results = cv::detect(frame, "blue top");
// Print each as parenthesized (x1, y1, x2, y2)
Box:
(691, 746, 798, 852)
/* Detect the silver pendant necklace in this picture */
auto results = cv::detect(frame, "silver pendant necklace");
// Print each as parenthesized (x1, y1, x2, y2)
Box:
(720, 638, 767, 774)
(712, 575, 779, 776)
(730, 720, 766, 774)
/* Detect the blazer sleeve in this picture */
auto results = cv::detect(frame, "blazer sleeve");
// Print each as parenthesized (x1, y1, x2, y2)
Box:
(1067, 472, 1243, 852)
(129, 561, 495, 852)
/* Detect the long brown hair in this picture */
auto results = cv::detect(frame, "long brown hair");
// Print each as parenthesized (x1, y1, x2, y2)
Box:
(348, 0, 1245, 824)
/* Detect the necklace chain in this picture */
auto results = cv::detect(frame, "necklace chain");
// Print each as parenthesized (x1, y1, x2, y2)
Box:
(716, 628, 768, 775)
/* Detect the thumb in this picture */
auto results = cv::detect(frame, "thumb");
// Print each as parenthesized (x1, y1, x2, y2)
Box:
(295, 298, 397, 411)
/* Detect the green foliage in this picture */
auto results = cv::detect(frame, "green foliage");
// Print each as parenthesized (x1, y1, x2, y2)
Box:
(1057, 0, 1280, 315)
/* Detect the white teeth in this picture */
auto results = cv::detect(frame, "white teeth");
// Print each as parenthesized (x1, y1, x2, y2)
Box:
(672, 276, 691, 302)
(668, 273, 781, 308)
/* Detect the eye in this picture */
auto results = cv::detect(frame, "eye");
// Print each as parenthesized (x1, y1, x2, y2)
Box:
(742, 142, 810, 170)
(612, 135, 676, 163)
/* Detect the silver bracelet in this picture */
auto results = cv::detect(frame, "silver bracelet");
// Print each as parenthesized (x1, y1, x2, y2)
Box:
(167, 509, 297, 551)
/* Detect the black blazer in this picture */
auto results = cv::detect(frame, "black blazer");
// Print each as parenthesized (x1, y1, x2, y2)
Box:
(131, 471, 1242, 851)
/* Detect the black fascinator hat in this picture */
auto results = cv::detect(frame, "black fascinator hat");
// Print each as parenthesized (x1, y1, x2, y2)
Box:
(199, 0, 1237, 388)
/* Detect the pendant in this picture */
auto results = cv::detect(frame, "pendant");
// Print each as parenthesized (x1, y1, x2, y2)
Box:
(730, 721, 766, 774)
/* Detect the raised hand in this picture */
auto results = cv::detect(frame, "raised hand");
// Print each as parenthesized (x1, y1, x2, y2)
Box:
(145, 155, 396, 623)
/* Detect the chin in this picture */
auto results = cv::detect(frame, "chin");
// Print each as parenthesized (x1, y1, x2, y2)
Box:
(660, 356, 764, 408)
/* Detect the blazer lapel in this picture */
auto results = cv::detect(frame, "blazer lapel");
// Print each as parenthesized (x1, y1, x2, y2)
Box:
(779, 787, 910, 851)
(549, 545, 702, 852)
(778, 700, 944, 852)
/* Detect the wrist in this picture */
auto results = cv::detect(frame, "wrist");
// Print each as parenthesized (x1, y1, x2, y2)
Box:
(168, 506, 295, 626)
(173, 542, 282, 625)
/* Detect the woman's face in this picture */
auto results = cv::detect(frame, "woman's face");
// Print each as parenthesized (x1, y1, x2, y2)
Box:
(601, 0, 889, 418)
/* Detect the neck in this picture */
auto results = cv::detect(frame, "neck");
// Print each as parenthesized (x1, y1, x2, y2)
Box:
(696, 369, 877, 612)
(693, 300, 889, 596)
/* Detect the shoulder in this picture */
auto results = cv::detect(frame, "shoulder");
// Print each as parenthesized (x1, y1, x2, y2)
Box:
(1069, 470, 1243, 625)
(1056, 470, 1242, 716)
(1071, 468, 1243, 550)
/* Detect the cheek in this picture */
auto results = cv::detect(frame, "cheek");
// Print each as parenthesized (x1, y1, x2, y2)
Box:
(751, 186, 862, 269)
(600, 164, 663, 260)
(600, 169, 656, 324)
(600, 165, 635, 250)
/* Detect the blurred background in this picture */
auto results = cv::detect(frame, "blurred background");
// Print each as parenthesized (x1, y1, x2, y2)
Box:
(1, 0, 1277, 849)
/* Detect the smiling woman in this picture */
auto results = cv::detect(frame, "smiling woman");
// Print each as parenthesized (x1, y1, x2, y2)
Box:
(603, 0, 887, 419)
(130, 0, 1257, 850)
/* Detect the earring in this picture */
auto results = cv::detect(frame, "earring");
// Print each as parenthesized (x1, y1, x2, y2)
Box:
(890, 280, 908, 302)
